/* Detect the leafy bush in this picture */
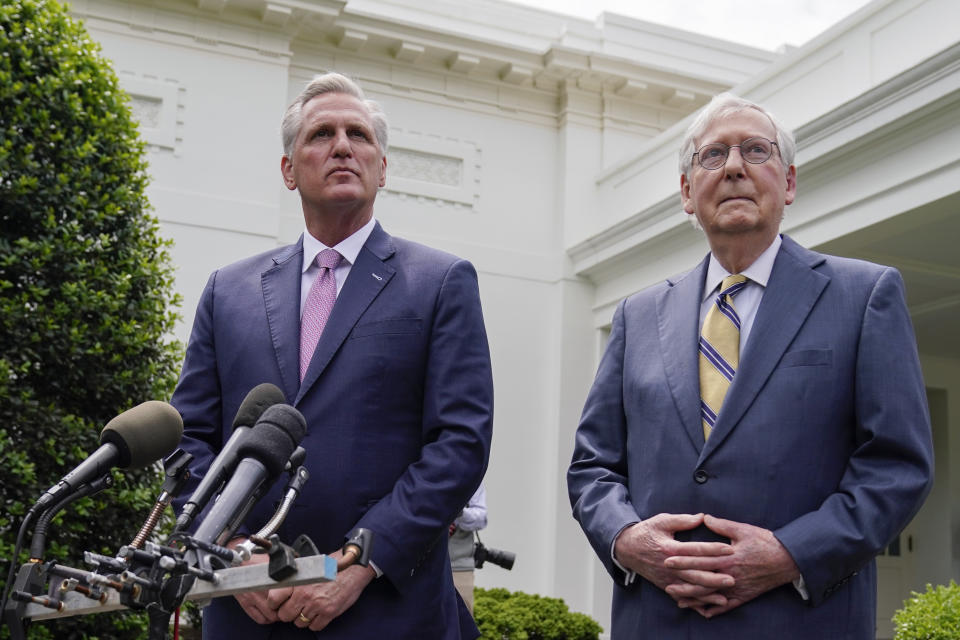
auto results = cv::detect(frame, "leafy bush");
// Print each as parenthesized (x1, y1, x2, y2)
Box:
(0, 0, 181, 637)
(893, 581, 960, 640)
(475, 587, 603, 640)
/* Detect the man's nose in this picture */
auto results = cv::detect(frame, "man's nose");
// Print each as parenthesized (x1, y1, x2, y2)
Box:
(724, 146, 746, 177)
(332, 129, 352, 156)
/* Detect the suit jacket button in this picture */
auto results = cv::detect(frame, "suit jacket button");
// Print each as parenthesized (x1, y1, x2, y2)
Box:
(693, 469, 709, 484)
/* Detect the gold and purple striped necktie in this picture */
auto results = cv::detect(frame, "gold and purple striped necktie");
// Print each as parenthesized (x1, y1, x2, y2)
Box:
(699, 274, 748, 440)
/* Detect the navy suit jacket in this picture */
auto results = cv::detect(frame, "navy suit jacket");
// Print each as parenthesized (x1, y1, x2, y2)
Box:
(568, 235, 933, 639)
(171, 222, 493, 639)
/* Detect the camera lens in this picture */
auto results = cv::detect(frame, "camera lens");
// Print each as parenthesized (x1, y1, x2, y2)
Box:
(485, 547, 515, 570)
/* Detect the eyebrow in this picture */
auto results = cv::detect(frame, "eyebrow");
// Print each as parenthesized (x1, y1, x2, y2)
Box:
(306, 118, 373, 131)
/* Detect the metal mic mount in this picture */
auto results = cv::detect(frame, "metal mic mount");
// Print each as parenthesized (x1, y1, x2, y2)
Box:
(2, 445, 375, 640)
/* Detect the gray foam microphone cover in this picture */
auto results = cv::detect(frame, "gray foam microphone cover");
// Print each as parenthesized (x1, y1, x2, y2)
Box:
(101, 401, 184, 469)
(237, 404, 306, 478)
(232, 383, 286, 429)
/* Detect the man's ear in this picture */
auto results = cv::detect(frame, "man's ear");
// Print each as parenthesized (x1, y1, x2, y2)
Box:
(281, 155, 296, 191)
(784, 165, 797, 205)
(378, 155, 387, 188)
(681, 173, 695, 215)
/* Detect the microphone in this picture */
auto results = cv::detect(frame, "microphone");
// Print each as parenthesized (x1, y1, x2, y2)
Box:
(173, 383, 286, 532)
(33, 401, 184, 514)
(191, 403, 306, 547)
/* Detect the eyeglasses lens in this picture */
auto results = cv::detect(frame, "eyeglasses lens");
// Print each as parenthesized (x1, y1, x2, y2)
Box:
(697, 137, 774, 169)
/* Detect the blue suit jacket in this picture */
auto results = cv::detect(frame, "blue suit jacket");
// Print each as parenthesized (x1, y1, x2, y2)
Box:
(171, 223, 493, 639)
(568, 235, 933, 639)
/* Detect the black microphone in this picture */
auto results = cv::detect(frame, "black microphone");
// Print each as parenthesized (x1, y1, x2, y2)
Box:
(173, 383, 286, 533)
(191, 403, 306, 547)
(33, 401, 184, 514)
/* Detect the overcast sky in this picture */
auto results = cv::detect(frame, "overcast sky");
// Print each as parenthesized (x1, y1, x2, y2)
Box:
(506, 0, 875, 51)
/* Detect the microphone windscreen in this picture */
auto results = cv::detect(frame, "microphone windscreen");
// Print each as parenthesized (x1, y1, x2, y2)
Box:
(232, 383, 286, 429)
(101, 401, 184, 468)
(236, 404, 306, 478)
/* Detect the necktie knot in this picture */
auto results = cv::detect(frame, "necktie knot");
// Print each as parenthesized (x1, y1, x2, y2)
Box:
(316, 248, 342, 271)
(719, 274, 748, 298)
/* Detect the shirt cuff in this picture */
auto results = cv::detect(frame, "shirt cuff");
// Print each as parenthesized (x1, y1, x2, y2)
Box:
(611, 523, 638, 586)
(793, 574, 809, 600)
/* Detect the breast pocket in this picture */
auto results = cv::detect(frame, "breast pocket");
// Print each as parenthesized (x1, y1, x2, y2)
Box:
(780, 348, 832, 368)
(350, 317, 422, 338)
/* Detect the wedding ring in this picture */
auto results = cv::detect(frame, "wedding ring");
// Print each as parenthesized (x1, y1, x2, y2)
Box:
(298, 612, 311, 624)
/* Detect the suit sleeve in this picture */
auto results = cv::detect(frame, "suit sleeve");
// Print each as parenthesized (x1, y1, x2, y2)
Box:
(168, 271, 224, 517)
(774, 267, 934, 605)
(352, 259, 493, 592)
(567, 300, 642, 584)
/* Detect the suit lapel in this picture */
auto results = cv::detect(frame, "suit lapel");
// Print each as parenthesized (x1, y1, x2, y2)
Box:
(658, 256, 709, 452)
(262, 239, 304, 403)
(295, 223, 396, 405)
(700, 235, 829, 459)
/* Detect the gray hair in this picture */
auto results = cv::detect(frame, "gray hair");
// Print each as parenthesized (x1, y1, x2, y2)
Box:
(281, 72, 389, 157)
(678, 92, 795, 176)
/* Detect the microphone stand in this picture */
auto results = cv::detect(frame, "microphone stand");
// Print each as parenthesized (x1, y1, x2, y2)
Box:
(3, 440, 376, 640)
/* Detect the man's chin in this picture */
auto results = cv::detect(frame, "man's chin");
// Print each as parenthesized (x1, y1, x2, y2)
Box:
(321, 186, 367, 202)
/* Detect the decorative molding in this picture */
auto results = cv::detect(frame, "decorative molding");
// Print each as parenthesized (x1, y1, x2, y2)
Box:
(261, 3, 292, 27)
(795, 41, 960, 155)
(391, 41, 425, 63)
(382, 131, 481, 209)
(447, 52, 480, 74)
(574, 40, 960, 283)
(337, 29, 368, 51)
(499, 63, 533, 85)
(118, 73, 183, 153)
(664, 89, 696, 108)
(615, 79, 648, 98)
(389, 149, 461, 186)
(73, 0, 754, 127)
(70, 0, 294, 62)
(567, 193, 682, 276)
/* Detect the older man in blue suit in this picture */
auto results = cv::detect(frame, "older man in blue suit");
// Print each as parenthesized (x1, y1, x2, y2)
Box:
(170, 73, 493, 639)
(567, 94, 933, 639)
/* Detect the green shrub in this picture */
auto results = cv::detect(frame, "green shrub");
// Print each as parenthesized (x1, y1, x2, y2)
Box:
(0, 0, 181, 637)
(893, 581, 960, 640)
(475, 587, 603, 640)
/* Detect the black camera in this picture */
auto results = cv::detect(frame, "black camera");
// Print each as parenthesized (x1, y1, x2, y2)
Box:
(473, 541, 515, 570)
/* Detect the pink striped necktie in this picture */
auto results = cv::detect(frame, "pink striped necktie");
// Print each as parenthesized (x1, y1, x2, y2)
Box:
(300, 248, 343, 381)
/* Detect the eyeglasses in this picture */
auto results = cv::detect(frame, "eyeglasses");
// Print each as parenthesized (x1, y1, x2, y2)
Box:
(693, 137, 780, 170)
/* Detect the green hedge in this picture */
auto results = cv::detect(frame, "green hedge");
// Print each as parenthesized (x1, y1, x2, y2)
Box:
(1, 0, 181, 637)
(893, 581, 960, 640)
(475, 587, 603, 640)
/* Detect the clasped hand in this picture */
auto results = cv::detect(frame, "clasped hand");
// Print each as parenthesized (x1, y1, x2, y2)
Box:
(614, 513, 799, 618)
(230, 546, 375, 631)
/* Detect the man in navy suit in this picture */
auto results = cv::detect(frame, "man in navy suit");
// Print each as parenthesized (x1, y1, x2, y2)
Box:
(567, 93, 934, 638)
(171, 72, 493, 639)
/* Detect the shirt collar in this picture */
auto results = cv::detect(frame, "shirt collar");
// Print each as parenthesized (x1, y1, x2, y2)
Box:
(301, 217, 377, 273)
(702, 234, 782, 303)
